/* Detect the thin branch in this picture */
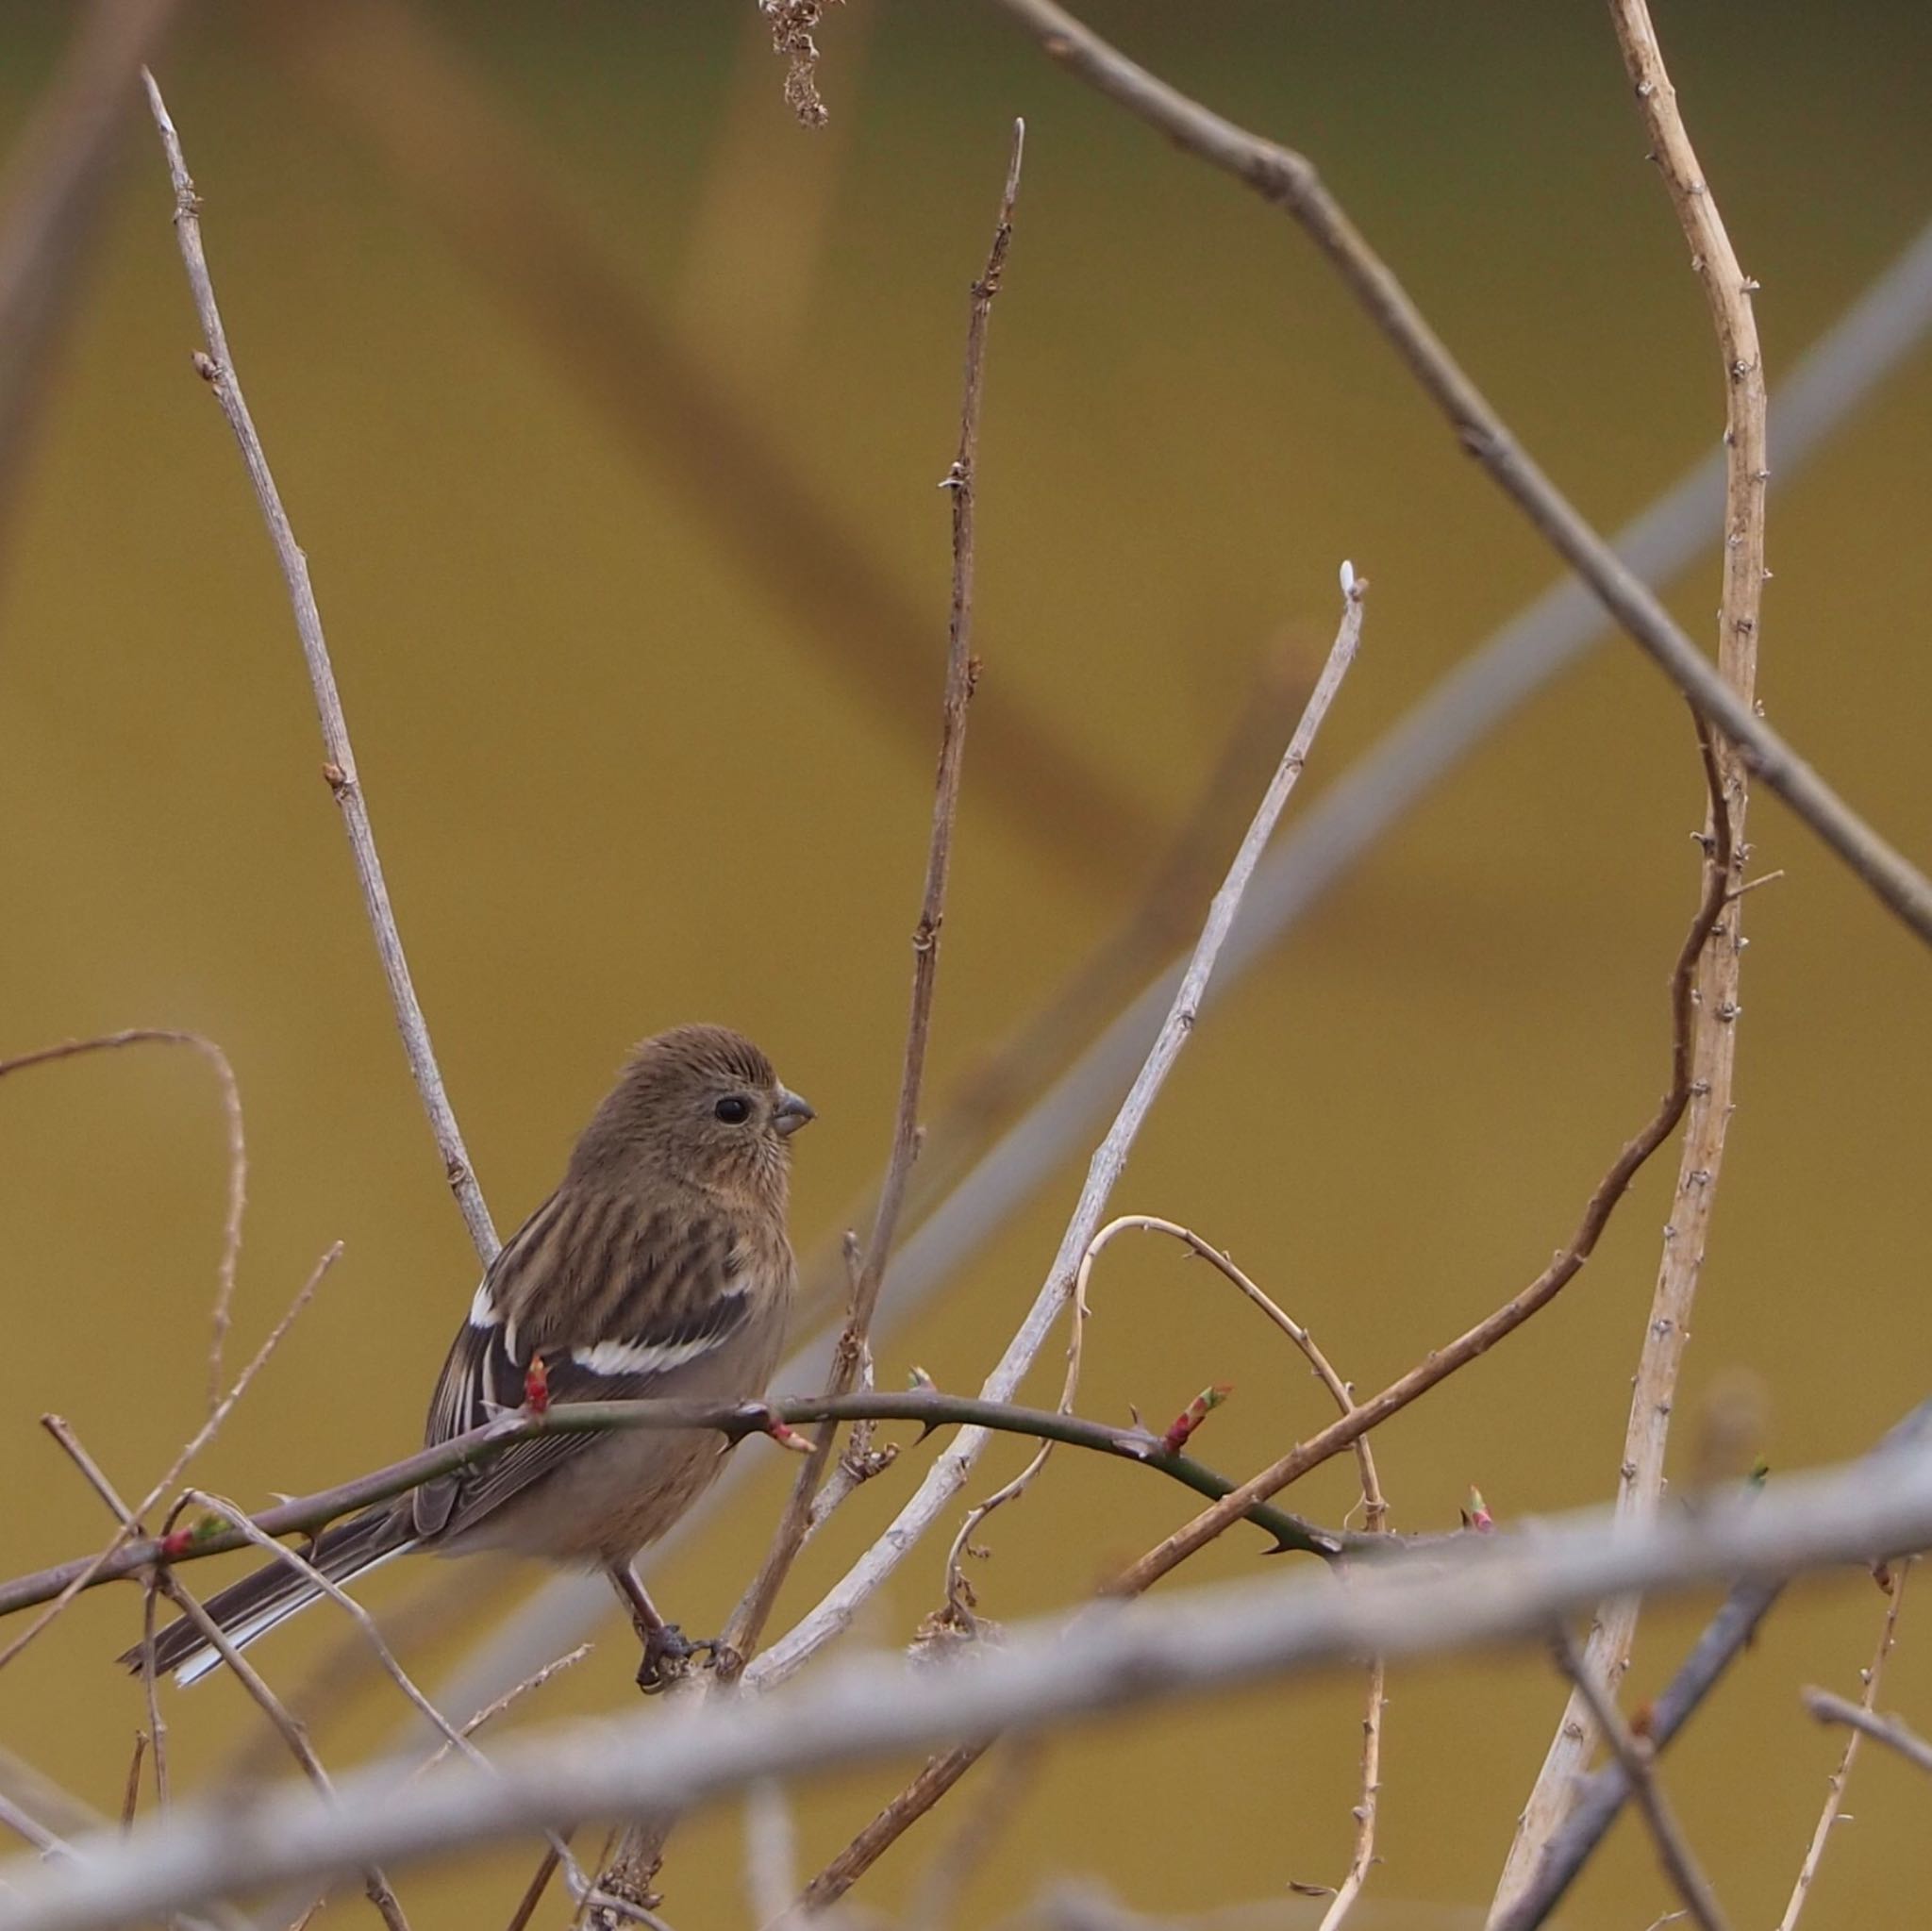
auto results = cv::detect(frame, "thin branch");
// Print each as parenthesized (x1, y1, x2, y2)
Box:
(1104, 807, 1728, 1600)
(745, 574, 1367, 1696)
(141, 69, 497, 1263)
(723, 115, 1026, 1673)
(0, 1030, 245, 1411)
(11, 1442, 1932, 1931)
(0, 1390, 1354, 1622)
(398, 218, 1932, 1724)
(1802, 1689, 1932, 1778)
(1496, 4, 1769, 1895)
(1779, 1563, 1915, 1927)
(805, 1216, 1392, 1910)
(39, 1427, 411, 1931)
(1551, 1627, 1729, 1931)
(987, 0, 1932, 944)
(0, 1240, 339, 1670)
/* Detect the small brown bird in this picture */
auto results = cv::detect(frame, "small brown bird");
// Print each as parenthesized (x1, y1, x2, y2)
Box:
(127, 1024, 813, 1687)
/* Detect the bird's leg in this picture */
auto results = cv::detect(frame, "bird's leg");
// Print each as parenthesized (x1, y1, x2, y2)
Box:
(608, 1562, 717, 1693)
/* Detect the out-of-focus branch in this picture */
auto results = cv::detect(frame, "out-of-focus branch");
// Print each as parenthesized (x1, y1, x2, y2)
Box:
(258, 0, 1154, 884)
(745, 574, 1368, 1695)
(1495, 4, 1769, 1899)
(1494, 1400, 1932, 1931)
(10, 1442, 1932, 1931)
(142, 72, 498, 1263)
(1778, 1563, 1914, 1928)
(0, 0, 183, 587)
(1551, 1627, 1729, 1931)
(987, 0, 1932, 944)
(1802, 1689, 1932, 1779)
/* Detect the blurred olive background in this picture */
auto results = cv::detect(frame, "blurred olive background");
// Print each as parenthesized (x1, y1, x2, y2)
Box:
(2, 2, 1929, 1925)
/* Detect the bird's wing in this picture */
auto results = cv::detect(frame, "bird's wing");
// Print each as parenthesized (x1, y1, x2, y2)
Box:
(413, 1190, 758, 1542)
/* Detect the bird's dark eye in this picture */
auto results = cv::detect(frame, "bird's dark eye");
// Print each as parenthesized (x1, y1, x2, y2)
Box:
(713, 1094, 753, 1124)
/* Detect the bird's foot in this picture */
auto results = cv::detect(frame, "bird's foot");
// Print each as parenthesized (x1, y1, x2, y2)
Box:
(635, 1622, 724, 1694)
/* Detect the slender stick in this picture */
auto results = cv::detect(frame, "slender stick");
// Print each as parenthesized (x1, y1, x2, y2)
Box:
(38, 1426, 412, 1931)
(1778, 1563, 1914, 1927)
(803, 1216, 1394, 1910)
(1104, 810, 1728, 1599)
(1551, 1628, 1730, 1931)
(722, 116, 1026, 1673)
(141, 70, 497, 1264)
(0, 1390, 1354, 1623)
(1495, 3, 1769, 1897)
(745, 574, 1367, 1695)
(986, 0, 1932, 945)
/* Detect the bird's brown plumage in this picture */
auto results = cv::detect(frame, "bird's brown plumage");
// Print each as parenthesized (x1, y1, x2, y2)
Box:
(125, 1024, 812, 1684)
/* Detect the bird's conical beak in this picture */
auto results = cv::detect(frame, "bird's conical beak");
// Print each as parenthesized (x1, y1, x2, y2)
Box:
(773, 1088, 816, 1137)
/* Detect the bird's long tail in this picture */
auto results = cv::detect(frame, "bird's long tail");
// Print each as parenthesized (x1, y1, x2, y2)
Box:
(119, 1507, 417, 1687)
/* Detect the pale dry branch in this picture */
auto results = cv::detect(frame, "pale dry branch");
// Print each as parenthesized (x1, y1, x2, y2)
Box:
(1495, 5, 1770, 1897)
(142, 70, 497, 1265)
(723, 115, 1026, 1676)
(1551, 1628, 1729, 1931)
(746, 575, 1367, 1696)
(808, 1216, 1392, 1909)
(986, 0, 1932, 943)
(1778, 1562, 1915, 1927)
(8, 1442, 1932, 1931)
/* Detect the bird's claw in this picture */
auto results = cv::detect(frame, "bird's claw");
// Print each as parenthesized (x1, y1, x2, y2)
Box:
(635, 1623, 723, 1693)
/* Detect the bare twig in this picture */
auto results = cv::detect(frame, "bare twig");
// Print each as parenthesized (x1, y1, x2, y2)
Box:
(1779, 1562, 1915, 1927)
(987, 0, 1932, 943)
(0, 1390, 1351, 1622)
(807, 1216, 1391, 1909)
(400, 218, 1932, 1724)
(741, 1781, 799, 1930)
(1104, 811, 1728, 1600)
(0, 1240, 338, 1670)
(141, 70, 497, 1263)
(115, 1738, 143, 1835)
(38, 1425, 411, 1931)
(1496, 5, 1769, 1896)
(10, 1443, 1932, 1931)
(1802, 1688, 1932, 1778)
(1551, 1627, 1729, 1931)
(723, 115, 1026, 1673)
(746, 575, 1367, 1695)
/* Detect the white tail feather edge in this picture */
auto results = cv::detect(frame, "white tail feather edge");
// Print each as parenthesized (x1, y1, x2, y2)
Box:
(172, 1538, 418, 1688)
